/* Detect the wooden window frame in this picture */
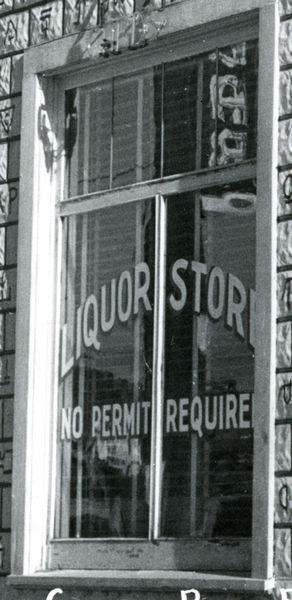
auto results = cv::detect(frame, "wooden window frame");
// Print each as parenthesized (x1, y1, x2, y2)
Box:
(9, 0, 278, 589)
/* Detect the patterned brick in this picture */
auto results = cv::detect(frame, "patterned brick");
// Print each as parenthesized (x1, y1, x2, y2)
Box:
(275, 476, 292, 522)
(5, 224, 17, 267)
(278, 272, 292, 317)
(280, 70, 292, 116)
(0, 531, 10, 573)
(135, 0, 162, 8)
(280, 20, 292, 67)
(64, 0, 97, 34)
(278, 220, 292, 266)
(0, 96, 21, 139)
(0, 12, 29, 54)
(0, 531, 10, 572)
(7, 139, 19, 179)
(0, 144, 7, 182)
(14, 0, 41, 6)
(0, 268, 16, 310)
(280, 0, 292, 16)
(0, 354, 14, 395)
(277, 321, 292, 368)
(0, 398, 13, 438)
(0, 58, 10, 97)
(0, 441, 12, 484)
(4, 312, 15, 352)
(30, 1, 63, 45)
(11, 54, 23, 94)
(0, 0, 13, 13)
(279, 119, 292, 166)
(1, 486, 11, 528)
(277, 373, 292, 419)
(103, 0, 133, 23)
(276, 423, 292, 471)
(0, 182, 18, 223)
(278, 171, 292, 216)
(275, 528, 292, 576)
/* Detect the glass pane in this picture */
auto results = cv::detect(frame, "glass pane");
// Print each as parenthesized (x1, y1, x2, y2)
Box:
(112, 68, 161, 187)
(163, 57, 197, 176)
(161, 182, 256, 538)
(57, 199, 155, 538)
(202, 40, 258, 168)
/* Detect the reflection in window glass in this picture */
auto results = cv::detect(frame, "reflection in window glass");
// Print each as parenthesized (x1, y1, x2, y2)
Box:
(162, 184, 255, 538)
(64, 39, 257, 197)
(58, 199, 155, 538)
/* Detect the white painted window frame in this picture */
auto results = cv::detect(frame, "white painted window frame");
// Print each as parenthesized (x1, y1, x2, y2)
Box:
(9, 0, 278, 588)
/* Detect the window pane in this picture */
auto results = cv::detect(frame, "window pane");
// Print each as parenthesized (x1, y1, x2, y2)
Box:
(112, 69, 161, 187)
(201, 40, 258, 168)
(162, 183, 255, 538)
(163, 57, 197, 176)
(57, 199, 155, 538)
(64, 40, 257, 197)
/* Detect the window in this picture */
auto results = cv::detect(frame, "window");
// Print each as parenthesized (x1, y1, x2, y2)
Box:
(11, 1, 278, 585)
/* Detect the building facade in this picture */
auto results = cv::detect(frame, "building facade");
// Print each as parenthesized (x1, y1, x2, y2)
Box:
(0, 0, 289, 599)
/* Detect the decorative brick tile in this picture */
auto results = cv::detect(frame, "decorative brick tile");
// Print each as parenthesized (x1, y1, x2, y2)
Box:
(0, 230, 6, 268)
(0, 441, 12, 484)
(279, 119, 292, 166)
(0, 398, 13, 438)
(0, 268, 16, 310)
(0, 354, 14, 395)
(0, 143, 8, 182)
(135, 0, 162, 8)
(0, 182, 18, 223)
(7, 139, 20, 179)
(278, 272, 292, 317)
(103, 0, 134, 23)
(275, 528, 292, 576)
(280, 70, 292, 116)
(276, 423, 292, 471)
(5, 224, 17, 266)
(275, 476, 292, 523)
(0, 0, 13, 14)
(278, 221, 292, 266)
(0, 58, 10, 97)
(277, 322, 292, 369)
(14, 0, 41, 6)
(278, 171, 292, 216)
(0, 531, 10, 573)
(11, 54, 23, 94)
(30, 1, 63, 45)
(277, 373, 292, 419)
(4, 312, 15, 352)
(280, 21, 292, 66)
(0, 96, 21, 139)
(0, 315, 4, 352)
(64, 0, 97, 34)
(2, 486, 11, 528)
(280, 0, 292, 16)
(0, 12, 29, 54)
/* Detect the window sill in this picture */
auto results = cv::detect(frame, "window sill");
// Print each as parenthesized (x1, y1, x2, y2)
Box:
(7, 571, 275, 592)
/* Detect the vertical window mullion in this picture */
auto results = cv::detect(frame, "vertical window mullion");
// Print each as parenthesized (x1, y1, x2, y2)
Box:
(75, 214, 88, 537)
(214, 48, 219, 167)
(160, 65, 165, 179)
(149, 193, 167, 540)
(195, 60, 204, 170)
(110, 78, 114, 189)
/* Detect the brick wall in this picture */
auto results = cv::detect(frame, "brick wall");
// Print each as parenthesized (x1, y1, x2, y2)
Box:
(276, 0, 292, 578)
